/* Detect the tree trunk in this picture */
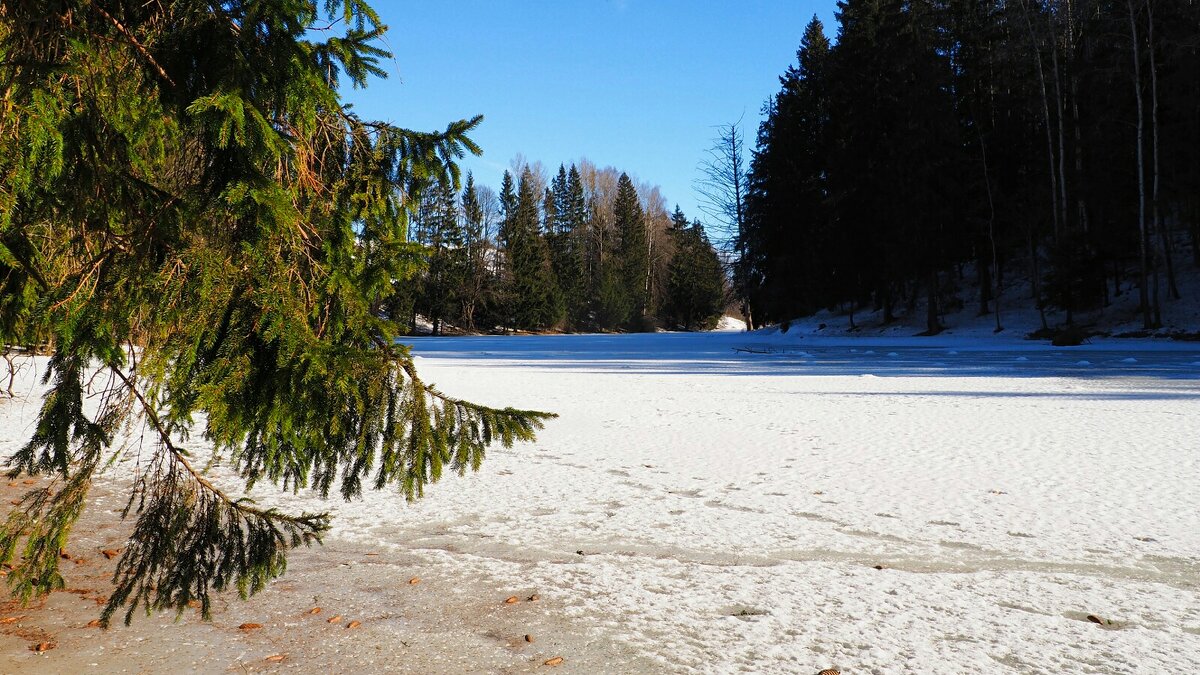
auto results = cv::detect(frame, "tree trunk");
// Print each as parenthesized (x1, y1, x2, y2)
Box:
(1127, 0, 1153, 329)
(1146, 0, 1180, 302)
(1028, 228, 1048, 331)
(925, 270, 941, 335)
(978, 250, 992, 316)
(1023, 0, 1061, 243)
(1048, 9, 1070, 232)
(1067, 0, 1089, 235)
(978, 126, 1002, 332)
(1191, 206, 1200, 267)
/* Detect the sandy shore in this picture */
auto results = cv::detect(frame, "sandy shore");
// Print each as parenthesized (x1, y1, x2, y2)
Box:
(0, 477, 651, 674)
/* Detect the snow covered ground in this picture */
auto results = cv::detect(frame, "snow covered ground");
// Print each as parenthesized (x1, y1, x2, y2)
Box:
(4, 331, 1200, 673)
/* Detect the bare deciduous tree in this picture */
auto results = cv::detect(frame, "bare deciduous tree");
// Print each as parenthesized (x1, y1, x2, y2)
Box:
(695, 120, 750, 328)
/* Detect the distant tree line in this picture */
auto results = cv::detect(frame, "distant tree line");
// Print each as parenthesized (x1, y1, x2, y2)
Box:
(740, 0, 1200, 333)
(389, 161, 726, 334)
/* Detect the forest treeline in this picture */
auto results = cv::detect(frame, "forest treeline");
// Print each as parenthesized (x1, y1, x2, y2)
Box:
(738, 0, 1200, 333)
(391, 161, 727, 334)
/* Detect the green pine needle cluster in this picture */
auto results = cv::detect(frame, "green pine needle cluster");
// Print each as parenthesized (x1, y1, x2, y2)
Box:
(0, 0, 553, 625)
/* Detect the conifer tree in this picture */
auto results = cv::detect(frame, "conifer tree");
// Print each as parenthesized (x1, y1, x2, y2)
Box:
(508, 170, 564, 330)
(613, 173, 649, 328)
(0, 0, 552, 624)
(415, 182, 466, 335)
(494, 170, 519, 329)
(499, 170, 518, 243)
(744, 16, 835, 323)
(546, 165, 588, 329)
(459, 173, 493, 331)
(565, 165, 593, 326)
(665, 216, 726, 331)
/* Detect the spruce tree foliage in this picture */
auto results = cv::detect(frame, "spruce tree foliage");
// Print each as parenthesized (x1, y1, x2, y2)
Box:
(744, 16, 833, 322)
(664, 213, 726, 331)
(414, 182, 467, 335)
(458, 173, 493, 332)
(493, 170, 519, 329)
(403, 160, 708, 336)
(506, 169, 564, 330)
(563, 165, 592, 327)
(546, 165, 587, 330)
(0, 0, 554, 625)
(743, 1, 1200, 332)
(613, 173, 650, 329)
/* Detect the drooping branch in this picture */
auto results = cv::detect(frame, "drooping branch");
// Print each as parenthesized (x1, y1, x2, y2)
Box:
(103, 366, 328, 625)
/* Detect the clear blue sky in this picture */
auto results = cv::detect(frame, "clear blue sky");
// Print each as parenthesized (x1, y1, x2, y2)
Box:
(345, 1, 838, 221)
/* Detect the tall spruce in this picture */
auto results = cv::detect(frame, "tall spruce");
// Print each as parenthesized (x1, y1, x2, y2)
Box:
(508, 169, 564, 330)
(547, 165, 587, 329)
(495, 170, 519, 328)
(459, 173, 492, 331)
(665, 214, 726, 331)
(0, 0, 553, 624)
(613, 173, 649, 329)
(415, 182, 466, 335)
(744, 16, 833, 324)
(564, 165, 592, 326)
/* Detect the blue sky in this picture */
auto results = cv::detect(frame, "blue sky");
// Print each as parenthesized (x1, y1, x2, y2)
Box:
(345, 1, 838, 220)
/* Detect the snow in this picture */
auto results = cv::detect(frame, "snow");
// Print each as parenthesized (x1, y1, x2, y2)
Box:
(714, 315, 748, 332)
(764, 247, 1200, 341)
(4, 330, 1200, 673)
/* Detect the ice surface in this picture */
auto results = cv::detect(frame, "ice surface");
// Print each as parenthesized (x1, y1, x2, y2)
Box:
(4, 331, 1200, 673)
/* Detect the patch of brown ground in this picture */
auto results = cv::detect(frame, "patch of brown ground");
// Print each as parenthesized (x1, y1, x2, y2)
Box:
(0, 477, 653, 674)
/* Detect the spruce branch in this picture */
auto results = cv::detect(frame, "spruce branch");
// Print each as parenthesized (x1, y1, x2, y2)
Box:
(103, 365, 328, 625)
(92, 5, 175, 87)
(0, 0, 549, 625)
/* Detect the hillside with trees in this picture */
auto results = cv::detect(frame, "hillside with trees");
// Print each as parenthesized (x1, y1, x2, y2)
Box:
(740, 0, 1200, 336)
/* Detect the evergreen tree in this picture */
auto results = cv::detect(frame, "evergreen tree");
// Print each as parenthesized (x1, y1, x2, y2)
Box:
(508, 169, 564, 330)
(494, 170, 519, 329)
(671, 206, 690, 233)
(0, 0, 552, 624)
(546, 165, 588, 329)
(565, 165, 593, 326)
(613, 173, 649, 329)
(459, 173, 493, 331)
(415, 182, 466, 335)
(665, 217, 726, 331)
(744, 16, 834, 324)
(499, 170, 518, 243)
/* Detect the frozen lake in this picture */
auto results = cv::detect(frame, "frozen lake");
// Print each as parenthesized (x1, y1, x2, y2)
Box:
(4, 331, 1199, 673)
(320, 331, 1200, 673)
